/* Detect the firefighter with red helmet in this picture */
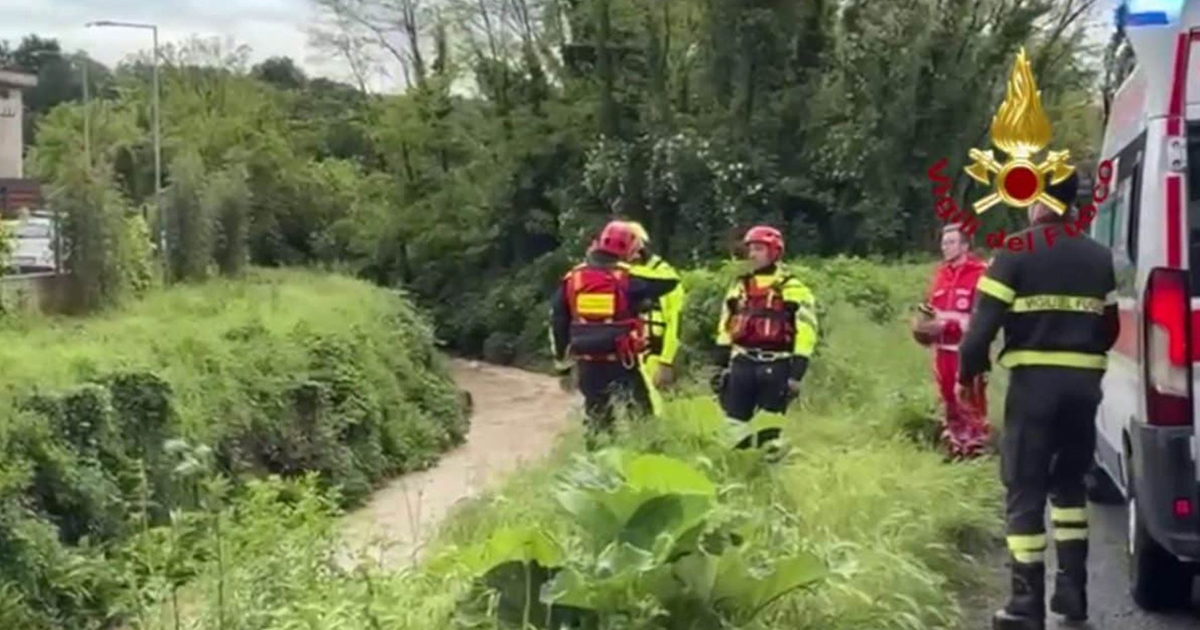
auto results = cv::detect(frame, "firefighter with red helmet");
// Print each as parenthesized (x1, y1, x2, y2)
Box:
(550, 220, 681, 443)
(911, 223, 991, 459)
(712, 226, 818, 449)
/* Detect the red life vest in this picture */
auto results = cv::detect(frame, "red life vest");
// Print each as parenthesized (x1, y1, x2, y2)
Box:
(563, 264, 647, 364)
(727, 274, 795, 350)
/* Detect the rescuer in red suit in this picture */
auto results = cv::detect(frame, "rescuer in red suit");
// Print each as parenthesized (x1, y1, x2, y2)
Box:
(912, 223, 991, 458)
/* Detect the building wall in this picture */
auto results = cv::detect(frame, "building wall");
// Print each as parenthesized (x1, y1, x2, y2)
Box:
(0, 85, 23, 178)
(0, 272, 76, 314)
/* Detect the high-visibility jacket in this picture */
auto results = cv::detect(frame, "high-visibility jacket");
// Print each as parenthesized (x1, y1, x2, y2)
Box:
(925, 254, 987, 352)
(628, 254, 684, 366)
(714, 264, 818, 377)
(959, 219, 1119, 381)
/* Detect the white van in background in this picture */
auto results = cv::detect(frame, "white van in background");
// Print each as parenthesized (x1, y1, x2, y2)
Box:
(2, 211, 58, 274)
(1088, 0, 1200, 611)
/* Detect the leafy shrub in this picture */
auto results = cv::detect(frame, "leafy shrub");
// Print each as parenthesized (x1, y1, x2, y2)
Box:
(447, 449, 827, 629)
(118, 213, 156, 299)
(49, 155, 143, 311)
(205, 164, 252, 277)
(165, 150, 214, 282)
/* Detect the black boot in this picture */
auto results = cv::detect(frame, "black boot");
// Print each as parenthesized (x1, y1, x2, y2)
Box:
(993, 562, 1046, 630)
(1050, 540, 1088, 622)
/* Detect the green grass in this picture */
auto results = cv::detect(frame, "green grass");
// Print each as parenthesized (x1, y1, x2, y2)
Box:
(0, 268, 469, 630)
(0, 270, 444, 431)
(139, 258, 1007, 630)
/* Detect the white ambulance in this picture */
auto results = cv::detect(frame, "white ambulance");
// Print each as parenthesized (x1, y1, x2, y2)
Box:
(1089, 0, 1200, 611)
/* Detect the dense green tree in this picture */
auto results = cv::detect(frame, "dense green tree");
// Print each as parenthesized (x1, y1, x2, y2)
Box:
(20, 0, 1112, 339)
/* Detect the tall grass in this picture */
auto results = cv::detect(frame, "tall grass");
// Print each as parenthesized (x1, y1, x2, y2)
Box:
(0, 268, 469, 629)
(144, 258, 1005, 630)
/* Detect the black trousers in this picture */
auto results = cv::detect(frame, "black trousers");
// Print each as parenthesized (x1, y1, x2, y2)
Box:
(577, 360, 652, 434)
(720, 355, 793, 446)
(1001, 366, 1100, 571)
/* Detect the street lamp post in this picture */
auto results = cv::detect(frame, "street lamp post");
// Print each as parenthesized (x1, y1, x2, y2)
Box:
(85, 20, 165, 281)
(80, 55, 89, 167)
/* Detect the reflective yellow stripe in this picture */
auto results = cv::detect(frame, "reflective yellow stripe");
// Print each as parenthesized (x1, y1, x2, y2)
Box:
(978, 276, 1016, 303)
(1105, 290, 1117, 305)
(999, 350, 1107, 370)
(1007, 534, 1047, 551)
(1050, 507, 1087, 524)
(576, 293, 616, 317)
(1012, 294, 1104, 314)
(1054, 528, 1089, 541)
(795, 323, 817, 357)
(1012, 550, 1046, 563)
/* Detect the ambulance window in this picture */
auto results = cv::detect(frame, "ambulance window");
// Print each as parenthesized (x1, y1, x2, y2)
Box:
(1114, 181, 1128, 259)
(1127, 167, 1140, 262)
(1094, 193, 1116, 247)
(1107, 139, 1143, 266)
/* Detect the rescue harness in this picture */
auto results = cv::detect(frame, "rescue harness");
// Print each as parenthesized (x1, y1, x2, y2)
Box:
(563, 264, 648, 368)
(726, 274, 796, 352)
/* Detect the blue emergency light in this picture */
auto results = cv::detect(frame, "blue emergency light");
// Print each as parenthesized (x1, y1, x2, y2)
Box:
(1118, 0, 1185, 27)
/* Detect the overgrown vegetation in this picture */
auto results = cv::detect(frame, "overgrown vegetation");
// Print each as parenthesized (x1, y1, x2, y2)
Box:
(94, 259, 1004, 630)
(0, 269, 468, 629)
(8, 0, 1112, 328)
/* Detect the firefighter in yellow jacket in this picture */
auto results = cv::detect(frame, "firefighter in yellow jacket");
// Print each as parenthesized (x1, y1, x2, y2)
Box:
(550, 221, 680, 440)
(625, 221, 685, 413)
(713, 226, 818, 449)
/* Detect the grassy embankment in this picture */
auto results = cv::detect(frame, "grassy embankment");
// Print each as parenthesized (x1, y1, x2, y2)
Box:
(125, 257, 1007, 630)
(0, 269, 468, 629)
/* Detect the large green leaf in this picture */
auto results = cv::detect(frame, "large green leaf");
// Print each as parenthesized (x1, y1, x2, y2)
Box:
(748, 413, 787, 434)
(596, 540, 658, 577)
(542, 542, 663, 612)
(556, 450, 716, 550)
(458, 526, 565, 577)
(619, 494, 713, 553)
(711, 549, 827, 621)
(541, 566, 595, 610)
(622, 453, 716, 496)
(555, 484, 626, 543)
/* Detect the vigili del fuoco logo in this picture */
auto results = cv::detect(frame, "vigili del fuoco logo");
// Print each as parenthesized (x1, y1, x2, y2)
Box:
(927, 47, 1112, 252)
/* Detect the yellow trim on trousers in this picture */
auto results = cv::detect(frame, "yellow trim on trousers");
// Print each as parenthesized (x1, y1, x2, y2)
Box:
(641, 355, 663, 416)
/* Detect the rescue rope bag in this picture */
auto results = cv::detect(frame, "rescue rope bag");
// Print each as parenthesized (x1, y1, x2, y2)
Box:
(564, 265, 647, 365)
(727, 275, 795, 349)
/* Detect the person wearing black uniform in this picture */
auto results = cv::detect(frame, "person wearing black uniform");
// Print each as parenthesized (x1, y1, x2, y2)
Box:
(550, 220, 681, 444)
(957, 173, 1119, 630)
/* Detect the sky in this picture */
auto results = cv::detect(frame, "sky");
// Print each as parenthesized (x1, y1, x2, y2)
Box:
(0, 0, 398, 89)
(0, 0, 1128, 94)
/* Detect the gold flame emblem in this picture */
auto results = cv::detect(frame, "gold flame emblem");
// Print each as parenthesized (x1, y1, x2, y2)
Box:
(964, 47, 1074, 215)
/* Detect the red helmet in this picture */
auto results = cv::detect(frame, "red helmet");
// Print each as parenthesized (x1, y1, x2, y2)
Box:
(743, 225, 784, 261)
(594, 220, 639, 259)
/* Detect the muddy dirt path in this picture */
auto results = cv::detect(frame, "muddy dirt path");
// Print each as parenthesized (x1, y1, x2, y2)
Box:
(339, 359, 577, 569)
